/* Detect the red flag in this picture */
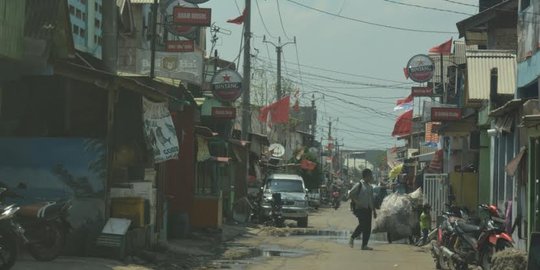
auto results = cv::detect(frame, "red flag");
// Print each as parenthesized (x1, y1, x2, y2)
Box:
(391, 109, 413, 137)
(403, 67, 409, 79)
(258, 96, 290, 124)
(429, 38, 453, 55)
(300, 159, 317, 171)
(227, 8, 247, 24)
(396, 94, 413, 106)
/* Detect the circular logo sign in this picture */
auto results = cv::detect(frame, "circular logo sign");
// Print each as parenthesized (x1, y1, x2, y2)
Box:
(161, 0, 198, 37)
(211, 69, 243, 102)
(407, 54, 435, 83)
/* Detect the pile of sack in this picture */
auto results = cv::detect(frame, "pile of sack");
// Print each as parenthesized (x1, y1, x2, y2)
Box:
(372, 188, 423, 241)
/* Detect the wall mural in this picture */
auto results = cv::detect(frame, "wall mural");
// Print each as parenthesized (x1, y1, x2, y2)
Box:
(0, 138, 106, 255)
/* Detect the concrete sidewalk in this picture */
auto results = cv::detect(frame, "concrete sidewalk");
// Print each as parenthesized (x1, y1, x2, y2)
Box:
(11, 223, 253, 270)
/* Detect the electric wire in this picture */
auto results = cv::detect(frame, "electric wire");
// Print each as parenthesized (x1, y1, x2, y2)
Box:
(276, 0, 292, 40)
(254, 0, 277, 39)
(382, 0, 473, 16)
(286, 0, 459, 34)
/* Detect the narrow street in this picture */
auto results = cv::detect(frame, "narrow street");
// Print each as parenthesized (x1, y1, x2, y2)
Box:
(204, 205, 435, 270)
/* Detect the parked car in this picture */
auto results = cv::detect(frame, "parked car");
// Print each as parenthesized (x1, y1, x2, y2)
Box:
(259, 174, 309, 227)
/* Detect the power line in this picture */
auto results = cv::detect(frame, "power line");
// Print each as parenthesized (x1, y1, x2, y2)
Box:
(382, 0, 473, 16)
(276, 0, 292, 40)
(254, 0, 277, 39)
(286, 0, 459, 34)
(440, 0, 478, 8)
(256, 55, 414, 85)
(294, 42, 304, 93)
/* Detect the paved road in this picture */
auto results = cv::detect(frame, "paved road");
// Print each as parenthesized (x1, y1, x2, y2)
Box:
(215, 205, 436, 270)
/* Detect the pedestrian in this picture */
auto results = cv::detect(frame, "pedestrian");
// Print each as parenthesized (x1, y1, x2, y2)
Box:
(420, 203, 432, 245)
(348, 169, 377, 250)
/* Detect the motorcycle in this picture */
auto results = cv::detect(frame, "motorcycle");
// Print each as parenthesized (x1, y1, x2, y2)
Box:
(0, 202, 25, 270)
(0, 186, 71, 262)
(432, 203, 512, 270)
(268, 193, 284, 228)
(331, 191, 340, 210)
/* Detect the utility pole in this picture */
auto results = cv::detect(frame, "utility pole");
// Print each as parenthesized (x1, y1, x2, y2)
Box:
(150, 0, 159, 78)
(241, 0, 251, 140)
(311, 94, 316, 137)
(328, 121, 333, 182)
(263, 36, 296, 99)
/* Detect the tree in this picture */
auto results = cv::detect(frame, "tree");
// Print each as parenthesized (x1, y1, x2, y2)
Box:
(288, 147, 323, 190)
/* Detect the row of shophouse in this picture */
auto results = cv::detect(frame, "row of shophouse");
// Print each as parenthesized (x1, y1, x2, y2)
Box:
(394, 0, 540, 251)
(0, 0, 316, 257)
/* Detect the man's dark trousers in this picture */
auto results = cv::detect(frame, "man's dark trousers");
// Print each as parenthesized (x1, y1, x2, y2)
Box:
(351, 208, 372, 247)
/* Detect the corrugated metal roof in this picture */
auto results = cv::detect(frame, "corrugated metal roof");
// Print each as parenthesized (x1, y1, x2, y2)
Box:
(466, 50, 516, 100)
(453, 40, 478, 65)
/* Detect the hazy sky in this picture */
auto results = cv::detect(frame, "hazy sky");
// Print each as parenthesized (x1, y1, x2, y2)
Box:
(199, 0, 476, 150)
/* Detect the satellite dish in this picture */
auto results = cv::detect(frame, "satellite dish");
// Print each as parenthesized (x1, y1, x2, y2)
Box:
(269, 143, 285, 158)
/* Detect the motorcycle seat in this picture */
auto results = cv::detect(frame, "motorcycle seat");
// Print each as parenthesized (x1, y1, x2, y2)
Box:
(19, 202, 64, 219)
(457, 221, 480, 233)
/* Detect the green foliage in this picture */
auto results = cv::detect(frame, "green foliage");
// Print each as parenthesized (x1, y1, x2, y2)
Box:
(289, 147, 324, 190)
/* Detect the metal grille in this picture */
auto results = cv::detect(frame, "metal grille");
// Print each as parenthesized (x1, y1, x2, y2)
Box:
(423, 173, 449, 224)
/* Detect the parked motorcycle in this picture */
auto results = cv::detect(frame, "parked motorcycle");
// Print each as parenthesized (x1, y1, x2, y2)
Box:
(431, 203, 512, 270)
(0, 201, 25, 270)
(268, 193, 284, 228)
(0, 186, 71, 262)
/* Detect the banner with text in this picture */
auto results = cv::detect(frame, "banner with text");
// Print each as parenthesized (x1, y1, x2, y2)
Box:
(142, 97, 180, 163)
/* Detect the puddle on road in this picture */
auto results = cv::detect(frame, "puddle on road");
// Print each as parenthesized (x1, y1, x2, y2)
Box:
(264, 228, 408, 245)
(258, 245, 311, 258)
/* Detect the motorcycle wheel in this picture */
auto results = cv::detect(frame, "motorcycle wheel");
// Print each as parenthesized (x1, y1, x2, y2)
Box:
(28, 222, 65, 262)
(480, 240, 512, 270)
(0, 230, 17, 270)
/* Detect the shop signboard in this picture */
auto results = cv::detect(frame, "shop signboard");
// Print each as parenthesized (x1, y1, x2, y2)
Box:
(165, 40, 195, 52)
(211, 69, 243, 102)
(407, 54, 435, 83)
(411, 86, 433, 96)
(211, 107, 236, 119)
(173, 7, 211, 26)
(431, 107, 461, 121)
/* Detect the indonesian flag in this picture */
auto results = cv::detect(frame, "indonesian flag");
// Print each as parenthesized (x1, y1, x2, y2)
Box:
(391, 109, 413, 137)
(258, 96, 290, 124)
(429, 38, 453, 55)
(394, 94, 413, 111)
(227, 8, 247, 24)
(403, 67, 409, 79)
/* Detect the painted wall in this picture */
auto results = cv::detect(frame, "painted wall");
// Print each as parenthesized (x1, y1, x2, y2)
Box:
(0, 138, 106, 255)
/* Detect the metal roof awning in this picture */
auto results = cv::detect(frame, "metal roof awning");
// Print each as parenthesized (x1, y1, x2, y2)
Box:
(522, 115, 540, 128)
(456, 0, 518, 40)
(466, 50, 516, 102)
(439, 118, 476, 136)
(489, 99, 524, 117)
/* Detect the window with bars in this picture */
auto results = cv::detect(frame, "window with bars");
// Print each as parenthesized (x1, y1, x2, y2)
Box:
(95, 19, 100, 29)
(76, 9, 81, 19)
(69, 5, 74, 15)
(73, 25, 79, 35)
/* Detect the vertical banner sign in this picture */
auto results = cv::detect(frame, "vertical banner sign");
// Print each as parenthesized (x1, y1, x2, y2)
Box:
(142, 97, 180, 163)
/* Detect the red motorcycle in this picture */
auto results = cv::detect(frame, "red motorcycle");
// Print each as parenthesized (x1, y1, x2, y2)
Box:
(432, 204, 512, 270)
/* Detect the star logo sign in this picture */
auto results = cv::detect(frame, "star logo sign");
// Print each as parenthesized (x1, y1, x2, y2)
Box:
(223, 74, 231, 82)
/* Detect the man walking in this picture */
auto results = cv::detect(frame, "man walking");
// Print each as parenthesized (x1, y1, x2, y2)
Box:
(348, 169, 377, 250)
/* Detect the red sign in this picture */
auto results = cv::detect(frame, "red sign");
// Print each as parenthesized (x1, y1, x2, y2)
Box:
(431, 107, 461, 121)
(165, 40, 195, 52)
(173, 7, 211, 26)
(407, 54, 435, 83)
(212, 69, 243, 102)
(411, 86, 433, 96)
(211, 107, 236, 119)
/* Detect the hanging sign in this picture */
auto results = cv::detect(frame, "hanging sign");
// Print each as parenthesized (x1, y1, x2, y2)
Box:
(211, 69, 243, 102)
(431, 107, 461, 121)
(411, 86, 433, 96)
(165, 40, 195, 52)
(173, 7, 211, 26)
(162, 0, 198, 37)
(142, 97, 180, 163)
(211, 107, 236, 119)
(407, 54, 435, 83)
